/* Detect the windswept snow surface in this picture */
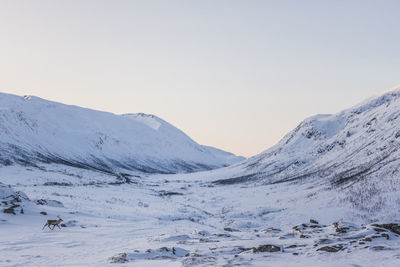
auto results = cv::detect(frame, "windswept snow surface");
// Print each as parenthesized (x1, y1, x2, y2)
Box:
(0, 92, 244, 174)
(1, 165, 400, 267)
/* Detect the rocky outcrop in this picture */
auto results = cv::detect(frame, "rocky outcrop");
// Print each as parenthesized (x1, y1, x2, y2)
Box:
(0, 183, 29, 215)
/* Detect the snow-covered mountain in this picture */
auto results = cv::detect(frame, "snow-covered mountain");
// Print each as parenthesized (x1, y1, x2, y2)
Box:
(0, 92, 244, 174)
(233, 86, 400, 181)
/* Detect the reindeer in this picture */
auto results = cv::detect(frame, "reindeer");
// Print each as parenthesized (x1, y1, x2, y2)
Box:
(42, 216, 63, 230)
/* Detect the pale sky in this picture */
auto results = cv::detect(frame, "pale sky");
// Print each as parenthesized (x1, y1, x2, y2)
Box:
(1, 1, 399, 157)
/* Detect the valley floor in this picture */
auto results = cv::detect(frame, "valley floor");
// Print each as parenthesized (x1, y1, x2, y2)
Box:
(1, 165, 400, 266)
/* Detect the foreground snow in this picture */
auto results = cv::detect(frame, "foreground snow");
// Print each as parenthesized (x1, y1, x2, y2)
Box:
(1, 165, 399, 266)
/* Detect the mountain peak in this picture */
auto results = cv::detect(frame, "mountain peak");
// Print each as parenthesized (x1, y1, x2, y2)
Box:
(377, 84, 400, 96)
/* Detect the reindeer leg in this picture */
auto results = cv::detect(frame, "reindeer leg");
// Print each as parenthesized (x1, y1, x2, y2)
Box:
(42, 223, 48, 230)
(56, 224, 61, 229)
(52, 225, 56, 230)
(47, 224, 52, 230)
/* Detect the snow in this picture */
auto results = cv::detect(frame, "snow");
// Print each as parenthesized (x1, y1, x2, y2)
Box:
(1, 88, 400, 266)
(1, 165, 400, 266)
(123, 113, 162, 131)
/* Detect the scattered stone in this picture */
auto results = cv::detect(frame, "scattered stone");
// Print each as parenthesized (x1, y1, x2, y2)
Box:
(3, 207, 16, 215)
(371, 246, 392, 251)
(253, 245, 281, 253)
(310, 219, 319, 224)
(196, 230, 211, 236)
(371, 223, 400, 235)
(332, 222, 350, 233)
(261, 227, 281, 233)
(317, 245, 343, 253)
(43, 182, 72, 186)
(158, 191, 184, 197)
(215, 233, 231, 238)
(224, 227, 239, 232)
(372, 227, 388, 233)
(36, 199, 47, 205)
(172, 247, 190, 257)
(237, 247, 252, 253)
(40, 211, 47, 215)
(381, 233, 390, 240)
(110, 247, 190, 263)
(36, 199, 64, 207)
(109, 253, 128, 263)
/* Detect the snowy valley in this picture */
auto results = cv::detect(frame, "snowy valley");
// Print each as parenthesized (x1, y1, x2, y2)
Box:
(1, 89, 400, 266)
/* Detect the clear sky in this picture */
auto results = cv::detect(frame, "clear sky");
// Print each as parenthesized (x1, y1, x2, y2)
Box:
(1, 0, 399, 157)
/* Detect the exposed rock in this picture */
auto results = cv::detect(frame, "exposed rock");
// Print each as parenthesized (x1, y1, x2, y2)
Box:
(310, 219, 319, 224)
(36, 199, 64, 207)
(215, 233, 231, 238)
(381, 233, 390, 240)
(109, 253, 128, 263)
(253, 245, 281, 253)
(158, 191, 184, 197)
(43, 182, 72, 186)
(224, 227, 239, 232)
(36, 199, 47, 205)
(196, 230, 211, 236)
(40, 211, 47, 215)
(261, 227, 281, 233)
(317, 245, 343, 253)
(110, 247, 190, 263)
(3, 207, 16, 215)
(371, 246, 392, 251)
(0, 184, 28, 216)
(332, 222, 352, 233)
(371, 223, 400, 235)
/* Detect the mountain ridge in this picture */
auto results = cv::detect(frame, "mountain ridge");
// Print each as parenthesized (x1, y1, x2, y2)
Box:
(0, 92, 244, 174)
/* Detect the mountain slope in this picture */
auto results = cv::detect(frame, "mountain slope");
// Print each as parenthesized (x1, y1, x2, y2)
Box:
(239, 86, 400, 181)
(0, 92, 244, 174)
(209, 86, 400, 218)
